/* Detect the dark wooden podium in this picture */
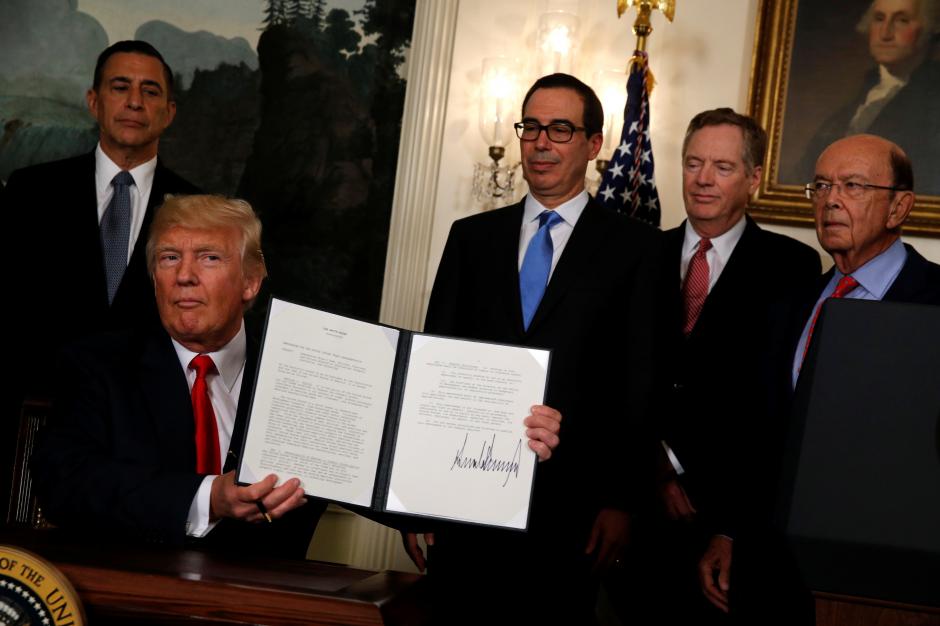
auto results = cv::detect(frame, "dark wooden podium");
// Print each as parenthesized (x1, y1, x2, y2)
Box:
(0, 529, 428, 625)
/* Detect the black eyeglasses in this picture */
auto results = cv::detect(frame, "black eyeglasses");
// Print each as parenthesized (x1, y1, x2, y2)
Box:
(804, 180, 906, 201)
(514, 121, 586, 143)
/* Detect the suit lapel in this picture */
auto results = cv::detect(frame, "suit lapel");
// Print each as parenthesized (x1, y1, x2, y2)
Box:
(884, 244, 928, 302)
(138, 329, 197, 472)
(495, 202, 528, 336)
(77, 152, 112, 308)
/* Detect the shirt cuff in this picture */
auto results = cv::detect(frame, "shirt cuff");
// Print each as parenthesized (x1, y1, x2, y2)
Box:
(185, 475, 220, 537)
(661, 440, 686, 475)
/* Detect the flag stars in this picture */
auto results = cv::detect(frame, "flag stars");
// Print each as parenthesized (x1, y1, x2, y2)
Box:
(616, 140, 631, 156)
(608, 162, 624, 179)
(599, 186, 615, 202)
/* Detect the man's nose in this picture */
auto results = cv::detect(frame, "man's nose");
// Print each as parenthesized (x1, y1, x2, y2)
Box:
(695, 164, 715, 186)
(534, 128, 553, 150)
(876, 19, 895, 40)
(126, 86, 143, 110)
(825, 185, 846, 209)
(176, 257, 198, 283)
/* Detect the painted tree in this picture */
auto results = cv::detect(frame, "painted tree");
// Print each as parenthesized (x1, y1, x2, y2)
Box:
(310, 0, 327, 28)
(262, 0, 288, 28)
(323, 9, 360, 56)
(285, 0, 305, 24)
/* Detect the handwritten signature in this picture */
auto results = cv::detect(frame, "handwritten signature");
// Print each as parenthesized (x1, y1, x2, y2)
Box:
(451, 433, 522, 487)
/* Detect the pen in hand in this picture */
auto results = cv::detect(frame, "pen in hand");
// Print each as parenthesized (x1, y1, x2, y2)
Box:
(255, 500, 273, 523)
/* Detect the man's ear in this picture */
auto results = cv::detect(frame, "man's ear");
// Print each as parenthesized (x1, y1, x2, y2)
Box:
(887, 190, 915, 230)
(242, 272, 263, 305)
(748, 165, 763, 196)
(587, 132, 603, 161)
(86, 88, 99, 119)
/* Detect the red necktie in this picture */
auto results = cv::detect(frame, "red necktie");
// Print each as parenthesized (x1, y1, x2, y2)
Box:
(190, 355, 222, 475)
(682, 238, 712, 335)
(800, 274, 860, 366)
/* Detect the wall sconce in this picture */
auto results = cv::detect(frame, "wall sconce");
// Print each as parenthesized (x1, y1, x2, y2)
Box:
(472, 57, 521, 207)
(590, 68, 627, 193)
(536, 11, 580, 76)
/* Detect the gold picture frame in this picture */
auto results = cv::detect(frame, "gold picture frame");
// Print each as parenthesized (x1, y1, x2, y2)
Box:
(747, 0, 940, 237)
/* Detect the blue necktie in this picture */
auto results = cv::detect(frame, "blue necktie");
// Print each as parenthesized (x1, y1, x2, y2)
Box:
(100, 171, 134, 305)
(519, 210, 563, 330)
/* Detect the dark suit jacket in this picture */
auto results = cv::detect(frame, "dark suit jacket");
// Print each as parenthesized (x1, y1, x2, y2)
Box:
(422, 196, 663, 618)
(660, 216, 821, 537)
(6, 151, 199, 399)
(32, 326, 323, 558)
(733, 243, 940, 623)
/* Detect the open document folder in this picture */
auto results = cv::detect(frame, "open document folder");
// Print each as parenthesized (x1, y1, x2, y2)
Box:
(237, 298, 551, 531)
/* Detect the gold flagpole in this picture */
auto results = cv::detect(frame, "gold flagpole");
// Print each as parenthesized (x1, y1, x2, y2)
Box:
(617, 0, 676, 54)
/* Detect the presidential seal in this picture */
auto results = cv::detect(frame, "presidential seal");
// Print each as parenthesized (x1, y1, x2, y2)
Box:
(0, 546, 84, 626)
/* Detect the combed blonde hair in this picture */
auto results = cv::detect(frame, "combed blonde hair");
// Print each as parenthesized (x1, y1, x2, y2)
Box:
(146, 194, 267, 280)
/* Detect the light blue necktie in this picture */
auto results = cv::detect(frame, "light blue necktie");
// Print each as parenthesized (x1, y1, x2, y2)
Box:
(100, 170, 134, 305)
(519, 210, 563, 330)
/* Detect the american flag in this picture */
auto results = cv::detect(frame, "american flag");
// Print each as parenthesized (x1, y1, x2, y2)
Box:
(596, 50, 661, 227)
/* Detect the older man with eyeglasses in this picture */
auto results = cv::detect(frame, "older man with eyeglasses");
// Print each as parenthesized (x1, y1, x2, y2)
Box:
(793, 133, 940, 387)
(698, 133, 940, 621)
(402, 72, 663, 625)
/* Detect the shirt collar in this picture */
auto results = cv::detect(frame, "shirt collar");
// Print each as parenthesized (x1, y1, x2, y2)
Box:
(523, 190, 589, 228)
(681, 214, 747, 262)
(171, 322, 247, 393)
(95, 143, 157, 195)
(836, 237, 907, 299)
(878, 63, 910, 87)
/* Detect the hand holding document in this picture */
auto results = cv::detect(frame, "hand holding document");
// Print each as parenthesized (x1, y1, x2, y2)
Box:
(237, 299, 551, 530)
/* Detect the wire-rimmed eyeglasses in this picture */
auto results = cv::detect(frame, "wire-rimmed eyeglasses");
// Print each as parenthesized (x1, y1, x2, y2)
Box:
(804, 180, 906, 201)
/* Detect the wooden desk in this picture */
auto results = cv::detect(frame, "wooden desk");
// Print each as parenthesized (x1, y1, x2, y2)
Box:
(816, 592, 940, 626)
(0, 529, 428, 625)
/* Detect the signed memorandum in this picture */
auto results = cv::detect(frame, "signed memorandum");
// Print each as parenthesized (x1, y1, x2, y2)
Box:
(237, 298, 550, 530)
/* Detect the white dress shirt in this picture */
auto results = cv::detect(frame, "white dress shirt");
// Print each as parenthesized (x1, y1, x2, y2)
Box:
(94, 144, 157, 263)
(518, 190, 589, 278)
(172, 323, 248, 537)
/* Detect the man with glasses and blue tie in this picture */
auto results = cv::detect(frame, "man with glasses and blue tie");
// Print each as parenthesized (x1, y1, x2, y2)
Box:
(402, 73, 662, 624)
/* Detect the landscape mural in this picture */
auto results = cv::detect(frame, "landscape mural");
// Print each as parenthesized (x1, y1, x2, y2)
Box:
(0, 0, 417, 323)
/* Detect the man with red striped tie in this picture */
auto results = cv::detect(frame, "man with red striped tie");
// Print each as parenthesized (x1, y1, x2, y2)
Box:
(34, 195, 322, 556)
(636, 109, 820, 625)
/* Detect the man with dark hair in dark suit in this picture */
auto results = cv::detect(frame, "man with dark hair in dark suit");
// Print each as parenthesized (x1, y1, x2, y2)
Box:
(6, 39, 197, 394)
(402, 72, 663, 624)
(634, 108, 821, 625)
(4, 41, 197, 517)
(33, 194, 321, 555)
